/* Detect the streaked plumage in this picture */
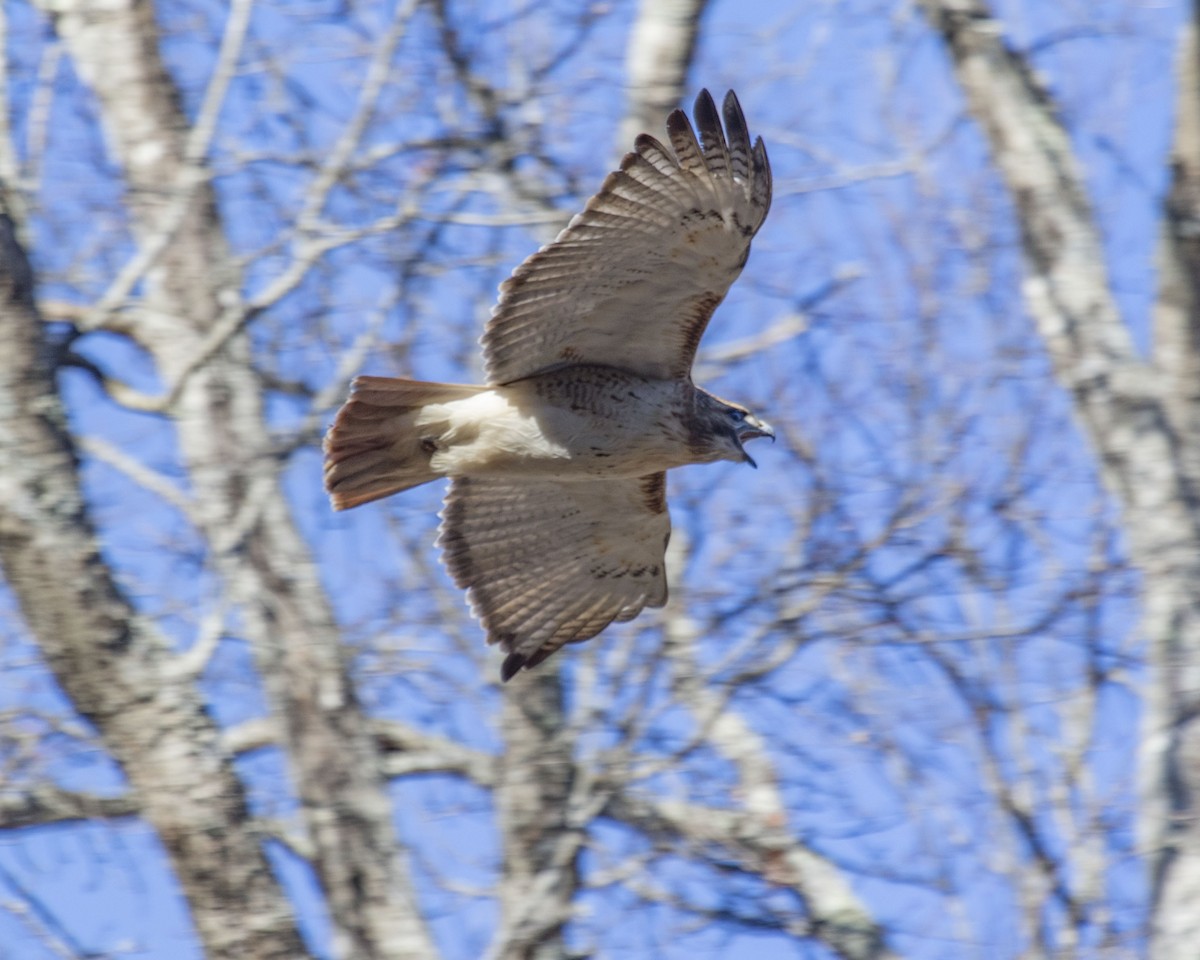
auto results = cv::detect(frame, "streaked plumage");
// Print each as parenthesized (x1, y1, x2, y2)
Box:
(325, 90, 773, 680)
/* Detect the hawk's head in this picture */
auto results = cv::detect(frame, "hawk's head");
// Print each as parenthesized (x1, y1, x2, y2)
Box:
(693, 390, 774, 468)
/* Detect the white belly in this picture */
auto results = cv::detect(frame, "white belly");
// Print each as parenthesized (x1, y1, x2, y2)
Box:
(425, 378, 688, 479)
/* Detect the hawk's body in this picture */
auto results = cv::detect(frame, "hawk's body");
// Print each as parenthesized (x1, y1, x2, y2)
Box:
(325, 90, 773, 680)
(343, 367, 728, 483)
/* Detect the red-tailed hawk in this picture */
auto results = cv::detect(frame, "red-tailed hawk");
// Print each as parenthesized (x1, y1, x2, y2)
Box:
(325, 90, 773, 681)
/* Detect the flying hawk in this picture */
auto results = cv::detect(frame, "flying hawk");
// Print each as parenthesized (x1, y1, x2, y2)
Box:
(325, 90, 773, 681)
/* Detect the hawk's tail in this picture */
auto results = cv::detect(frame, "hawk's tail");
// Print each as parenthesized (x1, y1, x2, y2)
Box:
(323, 376, 484, 511)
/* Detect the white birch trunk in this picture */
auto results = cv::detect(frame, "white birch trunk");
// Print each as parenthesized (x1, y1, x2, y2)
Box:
(618, 0, 712, 152)
(1149, 17, 1200, 956)
(30, 1, 435, 956)
(915, 3, 1200, 956)
(0, 205, 310, 960)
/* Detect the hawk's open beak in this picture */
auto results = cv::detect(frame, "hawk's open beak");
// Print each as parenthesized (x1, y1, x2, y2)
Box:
(736, 416, 775, 469)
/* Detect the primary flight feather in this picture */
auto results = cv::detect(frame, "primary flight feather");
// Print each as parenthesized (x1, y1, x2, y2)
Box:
(325, 90, 773, 681)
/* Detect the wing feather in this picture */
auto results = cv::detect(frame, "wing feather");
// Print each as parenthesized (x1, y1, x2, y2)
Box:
(666, 105, 709, 181)
(482, 89, 772, 385)
(438, 475, 671, 680)
(633, 134, 684, 179)
(723, 93, 753, 183)
(692, 89, 731, 185)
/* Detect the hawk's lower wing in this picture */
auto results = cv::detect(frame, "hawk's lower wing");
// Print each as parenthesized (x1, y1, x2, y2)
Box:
(438, 474, 671, 681)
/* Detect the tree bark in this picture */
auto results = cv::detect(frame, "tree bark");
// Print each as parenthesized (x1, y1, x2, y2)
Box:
(1157, 18, 1200, 494)
(492, 677, 582, 960)
(915, 3, 1200, 957)
(618, 0, 712, 153)
(1150, 12, 1200, 954)
(490, 6, 714, 956)
(0, 201, 310, 960)
(32, 1, 435, 956)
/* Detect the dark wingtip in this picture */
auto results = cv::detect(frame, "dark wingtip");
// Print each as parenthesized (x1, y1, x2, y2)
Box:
(665, 107, 692, 138)
(722, 90, 747, 134)
(500, 652, 527, 683)
(693, 88, 720, 132)
(753, 136, 772, 213)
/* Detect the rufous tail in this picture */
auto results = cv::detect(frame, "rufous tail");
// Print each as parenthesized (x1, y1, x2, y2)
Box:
(323, 376, 483, 510)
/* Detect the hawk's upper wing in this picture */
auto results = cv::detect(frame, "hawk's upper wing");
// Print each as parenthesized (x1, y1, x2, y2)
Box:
(438, 474, 671, 681)
(482, 90, 772, 385)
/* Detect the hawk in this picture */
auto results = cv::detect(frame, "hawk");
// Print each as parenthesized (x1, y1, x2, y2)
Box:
(325, 90, 773, 681)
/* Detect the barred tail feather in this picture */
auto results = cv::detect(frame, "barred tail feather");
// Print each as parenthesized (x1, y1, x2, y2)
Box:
(323, 376, 483, 510)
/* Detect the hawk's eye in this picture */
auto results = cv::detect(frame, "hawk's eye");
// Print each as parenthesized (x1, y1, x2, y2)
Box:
(730, 409, 746, 422)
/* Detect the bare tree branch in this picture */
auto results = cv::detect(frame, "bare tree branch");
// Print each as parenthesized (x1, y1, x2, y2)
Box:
(606, 791, 898, 960)
(31, 1, 437, 955)
(0, 201, 309, 959)
(0, 785, 138, 829)
(914, 3, 1200, 956)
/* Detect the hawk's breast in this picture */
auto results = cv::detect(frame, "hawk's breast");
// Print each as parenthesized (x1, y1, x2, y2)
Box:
(430, 366, 696, 479)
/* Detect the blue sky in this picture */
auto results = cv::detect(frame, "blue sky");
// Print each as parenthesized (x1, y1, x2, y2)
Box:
(0, 0, 1183, 957)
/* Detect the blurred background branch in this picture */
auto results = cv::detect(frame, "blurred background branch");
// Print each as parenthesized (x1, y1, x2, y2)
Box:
(0, 1, 1186, 958)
